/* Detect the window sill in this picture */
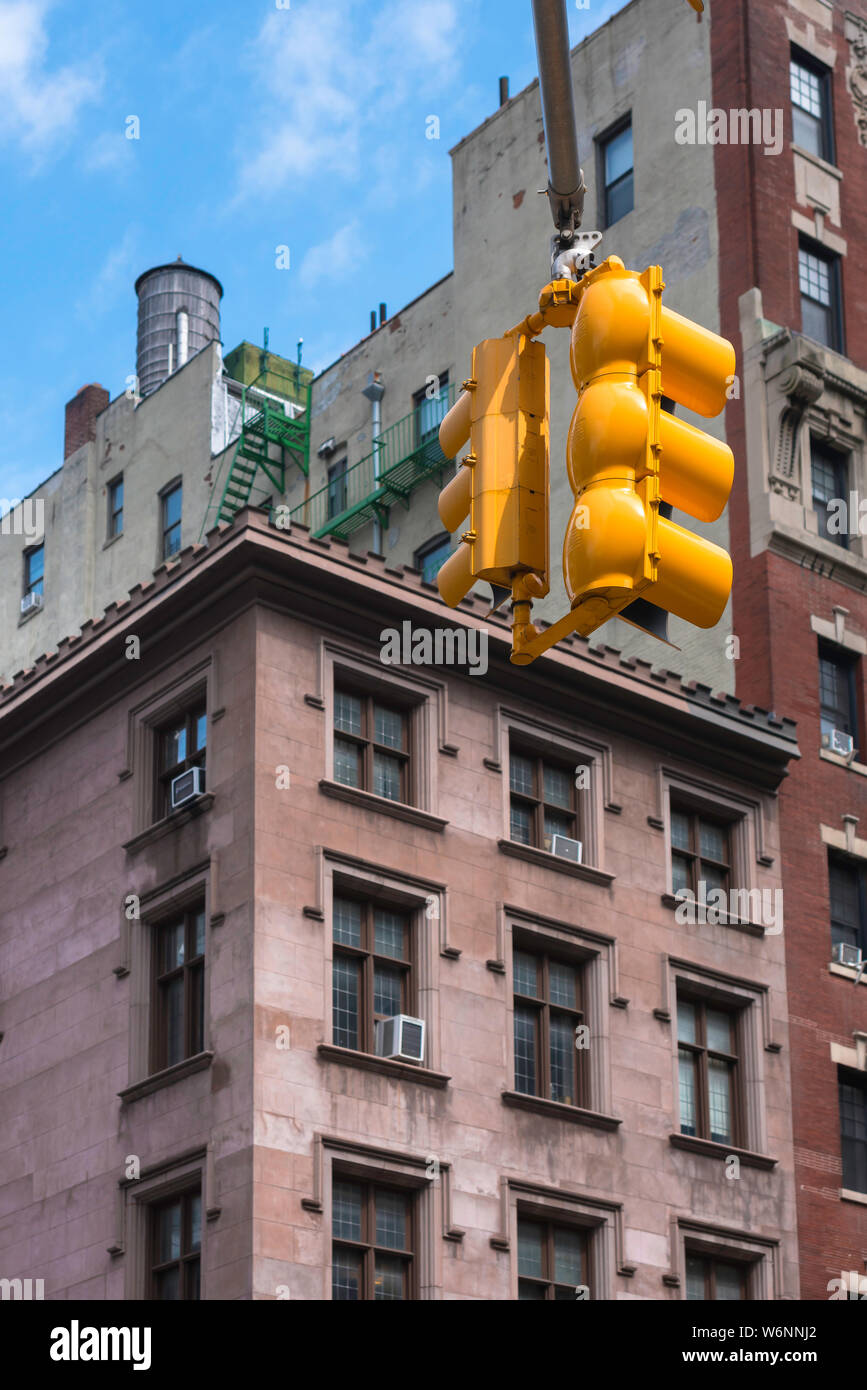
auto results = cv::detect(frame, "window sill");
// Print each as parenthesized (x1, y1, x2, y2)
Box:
(669, 1133, 777, 1170)
(502, 1090, 622, 1131)
(318, 780, 448, 832)
(660, 893, 766, 937)
(17, 604, 44, 627)
(497, 839, 614, 887)
(102, 531, 124, 550)
(122, 793, 215, 854)
(840, 1187, 867, 1207)
(819, 748, 867, 777)
(317, 1043, 450, 1088)
(790, 144, 842, 181)
(829, 961, 867, 984)
(118, 1050, 214, 1104)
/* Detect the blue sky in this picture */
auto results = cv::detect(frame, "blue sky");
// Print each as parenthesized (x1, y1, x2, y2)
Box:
(0, 0, 628, 501)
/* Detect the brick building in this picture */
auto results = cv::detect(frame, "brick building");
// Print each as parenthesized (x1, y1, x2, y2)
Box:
(0, 512, 800, 1299)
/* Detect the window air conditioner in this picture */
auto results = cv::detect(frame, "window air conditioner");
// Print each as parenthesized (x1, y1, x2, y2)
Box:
(549, 834, 583, 865)
(374, 1014, 425, 1064)
(822, 728, 855, 758)
(832, 941, 863, 970)
(20, 591, 43, 616)
(170, 765, 206, 810)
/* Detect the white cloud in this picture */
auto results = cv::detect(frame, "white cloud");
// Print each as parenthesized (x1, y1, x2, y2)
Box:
(0, 0, 99, 155)
(74, 227, 139, 319)
(233, 0, 458, 202)
(82, 130, 130, 174)
(298, 220, 368, 291)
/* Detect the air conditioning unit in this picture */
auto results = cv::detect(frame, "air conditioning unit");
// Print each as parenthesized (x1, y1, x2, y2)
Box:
(170, 765, 206, 810)
(317, 437, 337, 458)
(832, 941, 863, 970)
(549, 834, 583, 865)
(20, 591, 43, 616)
(822, 728, 855, 758)
(375, 1014, 425, 1064)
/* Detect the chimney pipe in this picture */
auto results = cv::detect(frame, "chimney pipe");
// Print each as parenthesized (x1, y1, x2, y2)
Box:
(370, 310, 377, 333)
(499, 76, 509, 106)
(379, 302, 387, 326)
(64, 384, 110, 461)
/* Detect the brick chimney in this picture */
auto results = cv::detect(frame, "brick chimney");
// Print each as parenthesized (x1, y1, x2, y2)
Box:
(64, 384, 109, 460)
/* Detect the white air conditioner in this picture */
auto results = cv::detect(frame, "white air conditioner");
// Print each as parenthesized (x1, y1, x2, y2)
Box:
(822, 728, 855, 758)
(375, 1014, 425, 1064)
(20, 591, 43, 616)
(317, 437, 337, 457)
(549, 834, 583, 865)
(170, 765, 206, 810)
(832, 941, 863, 970)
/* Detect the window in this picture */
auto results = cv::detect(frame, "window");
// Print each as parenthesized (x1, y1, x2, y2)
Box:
(513, 946, 585, 1106)
(23, 544, 44, 599)
(509, 746, 578, 851)
(156, 703, 206, 818)
(332, 895, 414, 1055)
(600, 120, 633, 227)
(332, 1179, 414, 1299)
(152, 904, 206, 1071)
(161, 481, 182, 559)
(677, 995, 739, 1146)
(108, 476, 124, 539)
(839, 1071, 867, 1194)
(670, 805, 731, 900)
(333, 689, 409, 803)
(829, 856, 867, 954)
(327, 458, 347, 519)
(818, 641, 858, 744)
(149, 1188, 201, 1299)
(517, 1218, 588, 1299)
(414, 533, 451, 585)
(799, 241, 843, 352)
(685, 1252, 746, 1301)
(790, 49, 834, 162)
(414, 374, 449, 447)
(811, 441, 848, 547)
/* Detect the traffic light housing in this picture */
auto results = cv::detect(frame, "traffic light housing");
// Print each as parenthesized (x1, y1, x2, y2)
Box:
(563, 256, 734, 639)
(436, 334, 549, 611)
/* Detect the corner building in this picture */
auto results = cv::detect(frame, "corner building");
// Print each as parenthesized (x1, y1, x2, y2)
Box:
(0, 513, 799, 1298)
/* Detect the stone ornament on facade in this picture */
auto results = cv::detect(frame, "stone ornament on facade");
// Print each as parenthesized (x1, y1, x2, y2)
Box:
(845, 13, 867, 147)
(769, 357, 826, 501)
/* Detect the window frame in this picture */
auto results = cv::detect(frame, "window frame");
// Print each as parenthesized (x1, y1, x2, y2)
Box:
(598, 115, 634, 229)
(160, 480, 183, 560)
(413, 373, 450, 448)
(818, 639, 859, 746)
(331, 892, 415, 1057)
(154, 701, 207, 820)
(23, 543, 44, 599)
(839, 1068, 867, 1195)
(326, 457, 348, 519)
(509, 742, 580, 853)
(414, 532, 452, 586)
(512, 941, 587, 1108)
(331, 1176, 416, 1300)
(790, 46, 835, 165)
(677, 992, 742, 1148)
(148, 1186, 202, 1301)
(516, 1214, 590, 1300)
(684, 1248, 749, 1301)
(798, 237, 844, 353)
(810, 438, 849, 547)
(670, 801, 733, 901)
(108, 474, 124, 540)
(828, 854, 867, 956)
(333, 686, 411, 805)
(150, 903, 207, 1074)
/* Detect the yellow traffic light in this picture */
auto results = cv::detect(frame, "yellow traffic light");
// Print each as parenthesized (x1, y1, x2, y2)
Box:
(563, 256, 734, 637)
(437, 334, 549, 611)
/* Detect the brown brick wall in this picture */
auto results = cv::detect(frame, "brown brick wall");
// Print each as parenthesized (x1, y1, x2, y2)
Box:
(64, 384, 109, 461)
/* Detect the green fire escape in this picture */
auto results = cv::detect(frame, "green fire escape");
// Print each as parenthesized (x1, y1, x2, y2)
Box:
(199, 340, 312, 541)
(289, 382, 456, 540)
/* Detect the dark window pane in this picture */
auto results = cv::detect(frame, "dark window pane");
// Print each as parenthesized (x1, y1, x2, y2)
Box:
(699, 821, 726, 862)
(333, 897, 362, 948)
(155, 1266, 180, 1300)
(334, 692, 362, 736)
(706, 1009, 732, 1053)
(716, 1261, 744, 1300)
(708, 1058, 733, 1144)
(548, 961, 576, 1008)
(332, 957, 359, 1050)
(194, 713, 207, 752)
(604, 124, 633, 184)
(509, 753, 534, 797)
(513, 951, 539, 998)
(543, 764, 572, 809)
(334, 737, 361, 788)
(190, 1194, 202, 1253)
(374, 705, 404, 750)
(373, 752, 402, 801)
(672, 854, 692, 895)
(417, 538, 451, 584)
(161, 920, 185, 971)
(510, 802, 532, 845)
(332, 1181, 363, 1242)
(517, 1220, 544, 1279)
(685, 1255, 706, 1301)
(553, 1226, 584, 1286)
(677, 999, 697, 1044)
(158, 1202, 182, 1263)
(678, 1048, 697, 1135)
(332, 1248, 361, 1300)
(194, 910, 206, 959)
(164, 976, 184, 1066)
(373, 962, 403, 1018)
(518, 1280, 546, 1299)
(191, 964, 204, 1054)
(375, 1190, 408, 1250)
(187, 1258, 201, 1301)
(162, 725, 186, 771)
(606, 171, 633, 224)
(543, 810, 573, 848)
(374, 1254, 406, 1300)
(671, 811, 691, 851)
(374, 910, 406, 960)
(549, 1013, 575, 1104)
(840, 1080, 867, 1193)
(514, 1005, 537, 1095)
